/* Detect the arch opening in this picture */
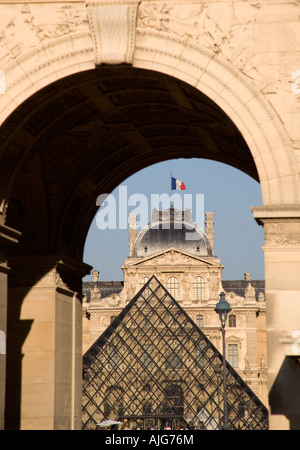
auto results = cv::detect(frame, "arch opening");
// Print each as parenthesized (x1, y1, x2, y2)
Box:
(0, 66, 257, 263)
(0, 65, 265, 430)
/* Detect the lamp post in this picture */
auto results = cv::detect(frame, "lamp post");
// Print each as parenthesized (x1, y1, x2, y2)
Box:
(215, 292, 231, 430)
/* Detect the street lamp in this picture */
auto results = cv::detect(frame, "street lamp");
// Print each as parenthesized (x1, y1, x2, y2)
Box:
(215, 292, 231, 430)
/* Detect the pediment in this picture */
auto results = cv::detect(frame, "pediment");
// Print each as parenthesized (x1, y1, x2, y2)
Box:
(127, 247, 221, 268)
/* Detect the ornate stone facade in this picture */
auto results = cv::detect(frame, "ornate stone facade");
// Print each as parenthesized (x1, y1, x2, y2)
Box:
(82, 208, 268, 405)
(0, 0, 299, 430)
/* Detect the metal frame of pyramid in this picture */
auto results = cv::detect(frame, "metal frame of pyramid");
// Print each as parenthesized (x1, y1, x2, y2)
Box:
(82, 276, 268, 430)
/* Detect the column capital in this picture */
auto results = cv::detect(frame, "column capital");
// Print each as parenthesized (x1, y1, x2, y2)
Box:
(252, 205, 300, 249)
(251, 205, 300, 224)
(0, 224, 21, 274)
(8, 254, 92, 293)
(0, 224, 21, 246)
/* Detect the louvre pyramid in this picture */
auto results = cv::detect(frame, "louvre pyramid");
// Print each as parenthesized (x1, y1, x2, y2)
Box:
(82, 276, 268, 430)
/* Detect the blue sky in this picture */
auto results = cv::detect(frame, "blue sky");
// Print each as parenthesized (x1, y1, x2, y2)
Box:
(83, 158, 264, 282)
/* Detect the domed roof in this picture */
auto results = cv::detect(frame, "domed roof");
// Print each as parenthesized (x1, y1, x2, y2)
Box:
(132, 207, 213, 258)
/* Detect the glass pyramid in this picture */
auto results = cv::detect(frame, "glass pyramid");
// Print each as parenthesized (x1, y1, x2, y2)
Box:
(82, 276, 268, 430)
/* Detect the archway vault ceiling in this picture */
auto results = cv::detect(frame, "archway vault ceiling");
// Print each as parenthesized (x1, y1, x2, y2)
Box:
(0, 66, 257, 258)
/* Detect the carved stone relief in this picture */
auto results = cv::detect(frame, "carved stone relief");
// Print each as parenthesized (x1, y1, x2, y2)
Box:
(136, 250, 212, 267)
(0, 3, 89, 66)
(245, 283, 256, 301)
(264, 221, 300, 247)
(225, 291, 245, 305)
(209, 271, 222, 299)
(138, 3, 228, 53)
(137, 0, 300, 149)
(22, 4, 86, 42)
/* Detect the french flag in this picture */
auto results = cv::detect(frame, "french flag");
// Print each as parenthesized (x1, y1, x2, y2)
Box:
(171, 176, 186, 191)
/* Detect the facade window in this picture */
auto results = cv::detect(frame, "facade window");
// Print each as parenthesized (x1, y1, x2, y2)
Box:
(163, 384, 184, 416)
(229, 314, 236, 327)
(109, 344, 119, 368)
(104, 386, 124, 419)
(141, 276, 151, 298)
(165, 340, 181, 369)
(196, 314, 204, 328)
(194, 276, 205, 300)
(140, 276, 150, 285)
(142, 344, 152, 369)
(167, 276, 178, 299)
(228, 344, 238, 368)
(195, 343, 206, 368)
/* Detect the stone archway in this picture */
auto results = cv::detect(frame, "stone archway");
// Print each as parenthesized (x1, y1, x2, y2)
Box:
(0, 0, 300, 430)
(1, 1, 299, 208)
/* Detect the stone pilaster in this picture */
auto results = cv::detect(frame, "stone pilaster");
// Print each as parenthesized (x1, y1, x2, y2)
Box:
(6, 255, 91, 430)
(0, 224, 21, 431)
(129, 213, 137, 257)
(252, 205, 300, 430)
(205, 212, 214, 255)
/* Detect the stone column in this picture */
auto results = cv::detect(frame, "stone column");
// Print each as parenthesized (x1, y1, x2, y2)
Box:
(0, 224, 21, 430)
(6, 255, 91, 430)
(252, 206, 300, 430)
(205, 212, 214, 255)
(129, 213, 137, 257)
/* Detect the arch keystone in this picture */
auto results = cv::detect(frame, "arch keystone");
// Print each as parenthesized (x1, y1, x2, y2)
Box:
(87, 0, 139, 65)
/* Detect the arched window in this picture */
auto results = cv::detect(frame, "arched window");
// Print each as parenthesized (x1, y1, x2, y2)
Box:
(141, 276, 151, 299)
(140, 276, 150, 285)
(167, 276, 178, 299)
(163, 384, 184, 416)
(194, 276, 205, 300)
(104, 386, 124, 419)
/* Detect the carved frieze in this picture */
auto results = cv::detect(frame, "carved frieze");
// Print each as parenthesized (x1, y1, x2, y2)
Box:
(264, 221, 300, 247)
(131, 249, 217, 267)
(138, 3, 227, 54)
(252, 207, 300, 247)
(22, 4, 86, 42)
(0, 3, 89, 66)
(137, 1, 300, 109)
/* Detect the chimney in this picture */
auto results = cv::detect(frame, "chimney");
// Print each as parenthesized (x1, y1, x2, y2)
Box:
(205, 212, 214, 255)
(244, 272, 251, 280)
(92, 270, 99, 283)
(91, 270, 101, 302)
(128, 213, 137, 257)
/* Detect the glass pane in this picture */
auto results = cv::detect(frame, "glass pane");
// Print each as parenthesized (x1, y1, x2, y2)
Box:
(82, 276, 268, 430)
